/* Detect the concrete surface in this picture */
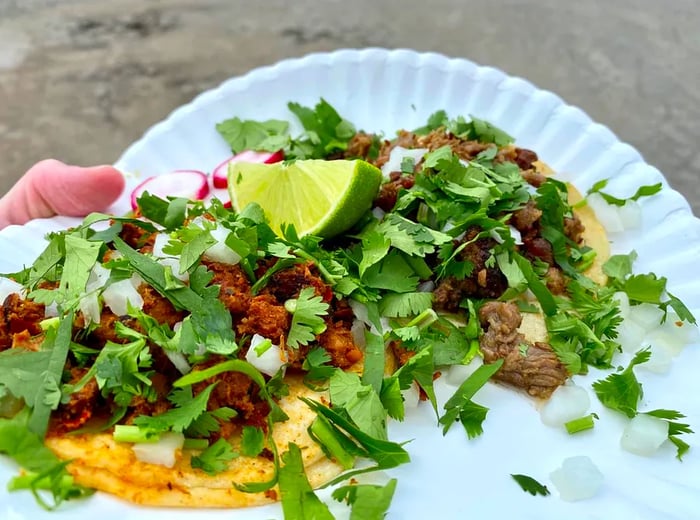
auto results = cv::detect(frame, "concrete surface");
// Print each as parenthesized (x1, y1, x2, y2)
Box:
(1, 0, 699, 213)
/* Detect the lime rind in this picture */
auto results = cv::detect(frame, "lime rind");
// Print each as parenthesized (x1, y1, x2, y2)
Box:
(228, 159, 382, 238)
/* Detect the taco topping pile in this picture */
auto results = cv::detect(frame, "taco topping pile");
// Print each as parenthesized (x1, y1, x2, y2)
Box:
(0, 100, 695, 516)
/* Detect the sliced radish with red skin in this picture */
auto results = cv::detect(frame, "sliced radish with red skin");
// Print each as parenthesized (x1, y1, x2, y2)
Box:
(211, 150, 284, 189)
(130, 170, 210, 210)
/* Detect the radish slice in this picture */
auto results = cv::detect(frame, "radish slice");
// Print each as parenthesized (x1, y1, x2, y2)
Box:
(212, 150, 284, 189)
(550, 456, 604, 501)
(131, 170, 210, 210)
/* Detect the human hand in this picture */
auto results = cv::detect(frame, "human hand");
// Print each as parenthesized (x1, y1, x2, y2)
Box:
(0, 160, 125, 230)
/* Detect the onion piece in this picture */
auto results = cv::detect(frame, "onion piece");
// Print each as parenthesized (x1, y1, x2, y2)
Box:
(132, 432, 184, 468)
(586, 193, 624, 233)
(102, 277, 144, 316)
(211, 150, 284, 189)
(539, 383, 590, 427)
(380, 146, 428, 177)
(550, 456, 604, 501)
(618, 200, 642, 229)
(202, 224, 241, 265)
(350, 319, 367, 349)
(0, 277, 23, 303)
(620, 414, 669, 456)
(616, 319, 647, 354)
(131, 170, 210, 210)
(164, 349, 191, 375)
(627, 303, 665, 332)
(401, 381, 421, 409)
(417, 280, 435, 293)
(245, 334, 286, 376)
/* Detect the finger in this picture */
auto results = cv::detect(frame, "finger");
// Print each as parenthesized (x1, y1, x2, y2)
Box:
(0, 160, 125, 228)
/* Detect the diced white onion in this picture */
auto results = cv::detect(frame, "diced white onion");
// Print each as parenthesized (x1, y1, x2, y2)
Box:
(612, 291, 630, 320)
(78, 293, 101, 325)
(646, 327, 688, 358)
(445, 358, 483, 386)
(44, 302, 59, 318)
(617, 200, 642, 230)
(620, 414, 669, 456)
(351, 319, 367, 349)
(245, 334, 286, 376)
(637, 344, 673, 374)
(0, 277, 23, 303)
(152, 233, 171, 257)
(539, 383, 590, 427)
(417, 280, 435, 293)
(132, 432, 184, 468)
(164, 350, 191, 375)
(203, 225, 241, 265)
(488, 226, 523, 246)
(616, 319, 647, 354)
(550, 456, 604, 502)
(349, 299, 378, 335)
(509, 225, 523, 244)
(586, 193, 624, 233)
(380, 146, 428, 177)
(102, 278, 144, 316)
(372, 207, 386, 221)
(627, 303, 665, 332)
(401, 381, 421, 409)
(161, 257, 189, 282)
(85, 264, 111, 293)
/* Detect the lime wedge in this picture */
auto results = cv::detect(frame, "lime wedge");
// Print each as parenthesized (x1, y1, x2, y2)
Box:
(228, 159, 382, 238)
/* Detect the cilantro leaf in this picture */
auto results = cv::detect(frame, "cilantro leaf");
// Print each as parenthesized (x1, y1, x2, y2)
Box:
(439, 359, 503, 436)
(134, 384, 217, 433)
(511, 474, 551, 496)
(592, 349, 650, 418)
(332, 479, 398, 520)
(287, 98, 356, 159)
(645, 409, 694, 460)
(587, 179, 662, 206)
(241, 426, 265, 457)
(215, 117, 290, 154)
(379, 292, 433, 318)
(285, 287, 329, 349)
(278, 442, 334, 520)
(0, 410, 94, 509)
(190, 438, 238, 475)
(330, 370, 387, 440)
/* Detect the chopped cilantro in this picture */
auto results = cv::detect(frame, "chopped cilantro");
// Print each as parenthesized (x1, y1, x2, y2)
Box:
(215, 117, 290, 154)
(511, 474, 550, 496)
(285, 287, 329, 348)
(332, 479, 398, 520)
(190, 438, 239, 475)
(587, 179, 662, 206)
(278, 443, 334, 520)
(439, 359, 503, 436)
(240, 426, 265, 457)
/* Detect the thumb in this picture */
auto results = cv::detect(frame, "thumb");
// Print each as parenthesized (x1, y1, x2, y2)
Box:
(0, 159, 125, 228)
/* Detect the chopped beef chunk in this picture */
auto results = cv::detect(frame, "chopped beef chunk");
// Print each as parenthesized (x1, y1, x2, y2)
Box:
(433, 227, 508, 311)
(375, 172, 415, 212)
(545, 266, 568, 295)
(118, 221, 155, 250)
(49, 367, 101, 434)
(344, 132, 375, 159)
(317, 320, 363, 369)
(237, 294, 290, 343)
(0, 293, 45, 351)
(513, 148, 539, 171)
(192, 360, 270, 429)
(521, 169, 547, 187)
(139, 284, 185, 327)
(415, 131, 491, 162)
(202, 260, 252, 317)
(478, 301, 567, 398)
(564, 215, 585, 244)
(390, 340, 415, 367)
(511, 200, 542, 233)
(266, 262, 333, 303)
(522, 237, 554, 265)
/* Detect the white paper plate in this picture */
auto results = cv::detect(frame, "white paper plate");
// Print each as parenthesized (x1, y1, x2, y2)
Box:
(1, 49, 699, 520)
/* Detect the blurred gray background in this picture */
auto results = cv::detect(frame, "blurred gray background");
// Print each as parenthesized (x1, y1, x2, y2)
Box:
(1, 0, 698, 213)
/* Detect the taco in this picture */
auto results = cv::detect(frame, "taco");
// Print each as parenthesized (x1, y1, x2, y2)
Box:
(0, 103, 637, 514)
